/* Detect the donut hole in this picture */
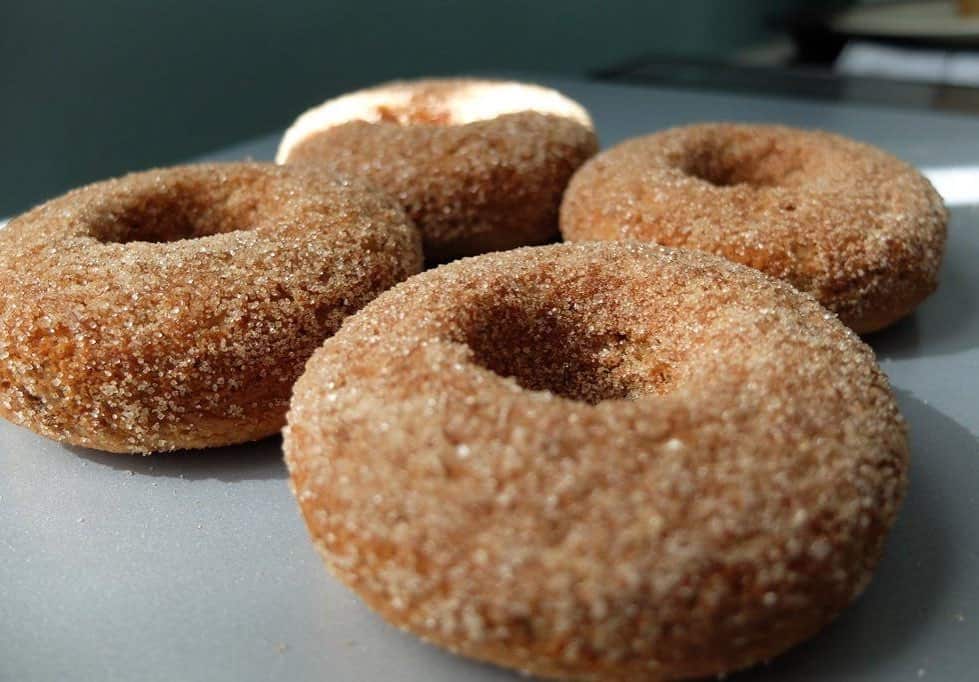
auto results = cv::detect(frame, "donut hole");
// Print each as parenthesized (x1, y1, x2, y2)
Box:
(463, 299, 674, 404)
(680, 137, 805, 188)
(91, 187, 260, 244)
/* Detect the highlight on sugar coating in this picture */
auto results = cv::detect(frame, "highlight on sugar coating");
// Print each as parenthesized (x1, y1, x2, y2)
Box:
(285, 241, 908, 680)
(560, 123, 948, 333)
(278, 78, 599, 263)
(0, 163, 422, 453)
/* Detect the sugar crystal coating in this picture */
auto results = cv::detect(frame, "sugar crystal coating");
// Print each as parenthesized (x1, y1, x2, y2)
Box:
(560, 123, 948, 333)
(278, 79, 599, 263)
(285, 241, 907, 680)
(0, 162, 422, 453)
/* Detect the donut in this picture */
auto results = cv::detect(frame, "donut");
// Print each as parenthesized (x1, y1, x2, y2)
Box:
(277, 78, 598, 263)
(560, 123, 947, 333)
(0, 163, 422, 453)
(285, 241, 907, 680)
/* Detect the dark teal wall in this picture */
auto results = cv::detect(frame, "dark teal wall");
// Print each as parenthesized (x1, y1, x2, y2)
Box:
(2, 0, 811, 216)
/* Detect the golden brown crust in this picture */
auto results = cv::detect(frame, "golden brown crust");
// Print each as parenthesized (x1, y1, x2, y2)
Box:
(560, 123, 947, 333)
(278, 79, 599, 263)
(0, 163, 422, 453)
(285, 241, 908, 680)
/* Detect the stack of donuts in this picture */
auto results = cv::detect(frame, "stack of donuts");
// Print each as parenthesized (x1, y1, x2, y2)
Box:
(0, 77, 947, 680)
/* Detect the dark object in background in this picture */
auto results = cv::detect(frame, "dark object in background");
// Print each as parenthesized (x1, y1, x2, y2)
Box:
(600, 1, 979, 116)
(784, 0, 979, 64)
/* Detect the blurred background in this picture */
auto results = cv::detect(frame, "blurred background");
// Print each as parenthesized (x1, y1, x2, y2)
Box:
(4, 0, 979, 217)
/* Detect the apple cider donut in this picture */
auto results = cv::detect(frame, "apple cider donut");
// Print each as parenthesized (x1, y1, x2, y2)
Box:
(277, 78, 598, 263)
(560, 123, 947, 333)
(0, 163, 422, 453)
(285, 241, 908, 680)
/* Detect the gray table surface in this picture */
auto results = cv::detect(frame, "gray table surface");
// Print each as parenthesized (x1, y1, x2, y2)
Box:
(2, 76, 978, 682)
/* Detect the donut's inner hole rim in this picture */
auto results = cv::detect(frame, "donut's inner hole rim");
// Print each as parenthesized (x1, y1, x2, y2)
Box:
(677, 133, 806, 189)
(89, 183, 263, 245)
(460, 293, 677, 405)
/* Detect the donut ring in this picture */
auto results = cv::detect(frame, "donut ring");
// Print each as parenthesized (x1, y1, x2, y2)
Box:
(285, 242, 907, 680)
(560, 123, 947, 333)
(277, 78, 598, 263)
(0, 163, 422, 453)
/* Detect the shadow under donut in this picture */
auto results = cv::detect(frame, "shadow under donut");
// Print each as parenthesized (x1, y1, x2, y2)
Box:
(736, 390, 979, 681)
(67, 435, 287, 483)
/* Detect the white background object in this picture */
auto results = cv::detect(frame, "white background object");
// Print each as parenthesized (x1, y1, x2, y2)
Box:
(838, 42, 979, 87)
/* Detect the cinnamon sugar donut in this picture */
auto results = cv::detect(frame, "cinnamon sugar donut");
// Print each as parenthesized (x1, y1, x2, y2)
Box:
(560, 123, 947, 333)
(277, 78, 598, 263)
(0, 163, 422, 453)
(285, 242, 908, 680)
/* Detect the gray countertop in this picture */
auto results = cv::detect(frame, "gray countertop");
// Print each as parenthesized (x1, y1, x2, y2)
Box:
(2, 76, 978, 682)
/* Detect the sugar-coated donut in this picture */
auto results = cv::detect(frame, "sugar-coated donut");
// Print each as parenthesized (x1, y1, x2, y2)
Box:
(0, 163, 422, 453)
(277, 78, 598, 263)
(560, 123, 947, 333)
(285, 241, 907, 680)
